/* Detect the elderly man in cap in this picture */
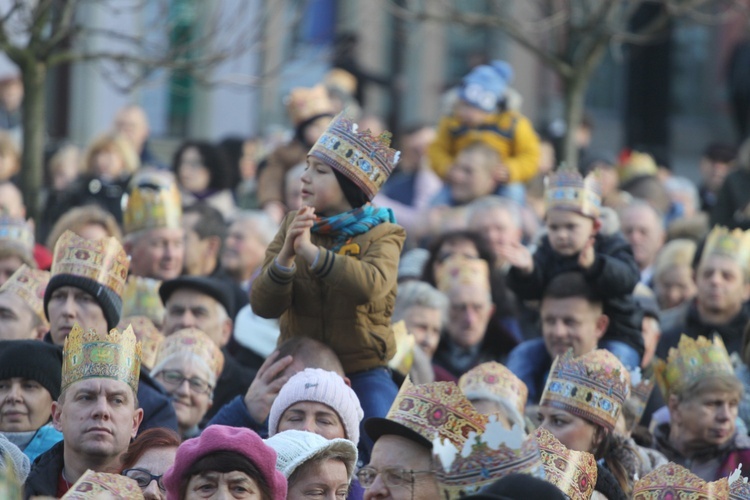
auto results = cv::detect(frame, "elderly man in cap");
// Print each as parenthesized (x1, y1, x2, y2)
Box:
(160, 275, 256, 422)
(42, 230, 176, 432)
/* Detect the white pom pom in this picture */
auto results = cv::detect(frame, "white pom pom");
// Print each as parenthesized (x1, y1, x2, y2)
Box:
(393, 151, 401, 164)
(352, 124, 358, 133)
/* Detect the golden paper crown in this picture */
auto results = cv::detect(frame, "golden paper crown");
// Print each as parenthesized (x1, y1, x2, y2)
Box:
(433, 417, 544, 499)
(286, 85, 335, 125)
(628, 368, 655, 431)
(459, 362, 528, 417)
(436, 255, 491, 293)
(0, 216, 34, 255)
(52, 230, 129, 297)
(309, 111, 400, 200)
(729, 465, 750, 500)
(654, 334, 734, 399)
(700, 225, 750, 271)
(325, 68, 358, 95)
(618, 150, 659, 184)
(62, 322, 142, 395)
(0, 264, 50, 327)
(155, 327, 224, 380)
(62, 469, 144, 499)
(118, 316, 163, 371)
(124, 174, 182, 234)
(535, 427, 597, 500)
(544, 164, 601, 218)
(633, 463, 729, 499)
(121, 276, 165, 326)
(541, 349, 630, 432)
(653, 238, 697, 278)
(388, 321, 415, 376)
(384, 376, 488, 448)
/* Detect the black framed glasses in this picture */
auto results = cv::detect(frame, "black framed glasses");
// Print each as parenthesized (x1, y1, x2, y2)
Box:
(156, 370, 213, 395)
(355, 466, 434, 489)
(122, 468, 166, 491)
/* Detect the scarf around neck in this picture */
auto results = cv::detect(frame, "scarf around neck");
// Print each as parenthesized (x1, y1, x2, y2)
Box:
(311, 204, 396, 251)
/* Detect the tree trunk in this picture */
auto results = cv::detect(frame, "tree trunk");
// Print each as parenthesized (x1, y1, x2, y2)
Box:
(20, 61, 47, 227)
(561, 74, 587, 170)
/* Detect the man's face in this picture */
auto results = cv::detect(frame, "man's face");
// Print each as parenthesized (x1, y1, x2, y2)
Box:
(181, 213, 210, 276)
(402, 306, 443, 359)
(128, 227, 185, 281)
(47, 286, 108, 346)
(699, 158, 733, 193)
(0, 291, 41, 340)
(671, 389, 739, 450)
(52, 378, 143, 462)
(363, 435, 439, 500)
(447, 150, 495, 205)
(696, 255, 749, 318)
(446, 285, 494, 349)
(541, 296, 606, 358)
(0, 255, 24, 287)
(222, 219, 267, 282)
(621, 206, 665, 271)
(468, 207, 521, 263)
(163, 289, 230, 346)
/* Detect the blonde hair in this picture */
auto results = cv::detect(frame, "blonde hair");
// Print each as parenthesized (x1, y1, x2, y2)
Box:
(84, 133, 140, 176)
(653, 238, 696, 279)
(45, 205, 122, 250)
(48, 145, 83, 177)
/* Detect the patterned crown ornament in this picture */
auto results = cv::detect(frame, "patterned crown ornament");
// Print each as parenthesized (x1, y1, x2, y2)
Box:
(541, 349, 630, 432)
(544, 163, 601, 219)
(154, 327, 225, 380)
(383, 376, 488, 448)
(285, 84, 335, 125)
(121, 276, 165, 326)
(388, 320, 415, 376)
(700, 225, 750, 271)
(118, 316, 163, 371)
(433, 416, 545, 499)
(632, 462, 729, 499)
(62, 469, 144, 499)
(308, 111, 400, 200)
(52, 230, 129, 298)
(654, 334, 734, 399)
(459, 361, 528, 417)
(0, 216, 34, 255)
(729, 464, 750, 500)
(124, 174, 182, 234)
(0, 264, 50, 327)
(435, 255, 491, 293)
(628, 367, 655, 431)
(618, 149, 659, 184)
(62, 322, 142, 395)
(534, 427, 597, 500)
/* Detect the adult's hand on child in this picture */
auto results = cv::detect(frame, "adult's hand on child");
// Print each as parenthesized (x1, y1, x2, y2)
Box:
(499, 241, 534, 274)
(578, 236, 596, 269)
(244, 350, 295, 424)
(492, 161, 510, 184)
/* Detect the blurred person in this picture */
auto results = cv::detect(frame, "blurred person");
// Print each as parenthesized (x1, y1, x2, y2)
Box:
(711, 137, 750, 230)
(172, 140, 236, 218)
(663, 176, 708, 241)
(619, 200, 666, 286)
(466, 196, 523, 270)
(113, 104, 166, 170)
(458, 361, 527, 430)
(0, 130, 19, 181)
(0, 217, 36, 286)
(581, 151, 631, 210)
(652, 238, 697, 315)
(0, 64, 23, 141)
(45, 204, 122, 251)
(284, 163, 306, 212)
(699, 142, 737, 212)
(222, 210, 278, 293)
(430, 142, 500, 208)
(0, 265, 49, 341)
(220, 136, 265, 210)
(47, 144, 82, 192)
(121, 427, 181, 500)
(0, 181, 53, 270)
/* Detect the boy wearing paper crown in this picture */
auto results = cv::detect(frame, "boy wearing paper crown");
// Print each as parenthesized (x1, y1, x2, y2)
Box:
(251, 111, 405, 458)
(501, 164, 644, 369)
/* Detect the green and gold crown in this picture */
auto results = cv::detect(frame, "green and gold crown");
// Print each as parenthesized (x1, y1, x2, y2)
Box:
(544, 164, 601, 218)
(700, 225, 750, 271)
(124, 174, 182, 234)
(62, 322, 142, 394)
(654, 334, 734, 399)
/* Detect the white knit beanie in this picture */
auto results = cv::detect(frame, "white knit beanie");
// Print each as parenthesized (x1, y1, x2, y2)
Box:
(268, 368, 364, 446)
(0, 434, 30, 484)
(265, 429, 358, 481)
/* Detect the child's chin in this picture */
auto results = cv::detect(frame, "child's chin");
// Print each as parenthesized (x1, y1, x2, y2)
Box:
(553, 247, 577, 256)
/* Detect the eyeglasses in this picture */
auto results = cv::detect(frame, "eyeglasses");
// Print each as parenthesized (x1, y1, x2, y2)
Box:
(157, 370, 212, 395)
(355, 467, 434, 489)
(122, 468, 166, 491)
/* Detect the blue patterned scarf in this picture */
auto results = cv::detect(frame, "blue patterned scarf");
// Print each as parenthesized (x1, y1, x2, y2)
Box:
(311, 204, 396, 251)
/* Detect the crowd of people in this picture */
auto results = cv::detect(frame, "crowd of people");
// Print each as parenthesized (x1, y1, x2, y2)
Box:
(0, 58, 750, 499)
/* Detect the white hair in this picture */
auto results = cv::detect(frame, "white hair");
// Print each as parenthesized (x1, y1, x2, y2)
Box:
(663, 176, 700, 213)
(466, 196, 523, 230)
(393, 281, 449, 327)
(230, 210, 278, 246)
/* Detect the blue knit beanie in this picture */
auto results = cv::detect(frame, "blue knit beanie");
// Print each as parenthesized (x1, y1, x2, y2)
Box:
(459, 60, 514, 112)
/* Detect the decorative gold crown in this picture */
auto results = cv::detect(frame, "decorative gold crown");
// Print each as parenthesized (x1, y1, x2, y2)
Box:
(286, 84, 335, 125)
(654, 334, 734, 399)
(700, 226, 750, 271)
(385, 377, 488, 448)
(436, 255, 491, 293)
(62, 323, 142, 395)
(633, 463, 729, 499)
(459, 361, 528, 417)
(544, 164, 601, 218)
(62, 469, 144, 498)
(618, 150, 658, 184)
(309, 111, 400, 200)
(535, 427, 597, 500)
(0, 216, 34, 255)
(730, 465, 750, 500)
(541, 349, 630, 432)
(52, 230, 129, 297)
(124, 174, 182, 234)
(121, 276, 165, 326)
(155, 327, 224, 380)
(628, 368, 655, 431)
(433, 417, 544, 499)
(118, 316, 163, 371)
(388, 321, 415, 376)
(0, 264, 50, 327)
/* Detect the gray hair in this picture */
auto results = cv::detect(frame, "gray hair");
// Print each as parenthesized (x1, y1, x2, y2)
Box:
(663, 176, 700, 213)
(466, 196, 522, 230)
(229, 210, 278, 247)
(393, 281, 449, 326)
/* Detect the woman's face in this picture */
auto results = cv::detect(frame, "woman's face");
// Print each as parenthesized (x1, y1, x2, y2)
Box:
(92, 148, 125, 180)
(185, 471, 263, 500)
(288, 459, 349, 500)
(537, 406, 600, 453)
(655, 264, 697, 310)
(0, 377, 54, 432)
(125, 446, 177, 500)
(278, 401, 346, 440)
(178, 147, 211, 193)
(154, 358, 213, 435)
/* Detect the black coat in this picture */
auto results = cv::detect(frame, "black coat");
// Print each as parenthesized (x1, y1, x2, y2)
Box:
(24, 440, 64, 499)
(507, 232, 644, 356)
(202, 350, 256, 424)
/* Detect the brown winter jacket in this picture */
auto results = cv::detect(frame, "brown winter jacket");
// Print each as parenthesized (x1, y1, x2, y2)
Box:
(250, 211, 406, 374)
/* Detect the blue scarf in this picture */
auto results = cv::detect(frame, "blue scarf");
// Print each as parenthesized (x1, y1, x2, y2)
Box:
(311, 204, 396, 251)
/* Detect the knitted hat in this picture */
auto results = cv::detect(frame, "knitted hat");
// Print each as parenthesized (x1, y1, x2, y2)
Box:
(0, 434, 30, 485)
(163, 425, 287, 500)
(0, 340, 62, 400)
(265, 429, 358, 481)
(159, 275, 234, 318)
(459, 61, 514, 112)
(268, 368, 364, 446)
